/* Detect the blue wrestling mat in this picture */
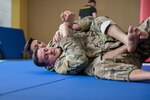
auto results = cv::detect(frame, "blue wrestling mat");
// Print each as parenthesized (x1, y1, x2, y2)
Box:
(0, 60, 150, 100)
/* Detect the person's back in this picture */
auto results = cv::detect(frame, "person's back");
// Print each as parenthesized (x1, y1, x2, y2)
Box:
(79, 5, 96, 19)
(79, 0, 97, 19)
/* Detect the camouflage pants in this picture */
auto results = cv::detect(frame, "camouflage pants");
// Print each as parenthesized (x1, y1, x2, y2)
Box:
(84, 53, 142, 81)
(95, 53, 142, 81)
(84, 17, 150, 81)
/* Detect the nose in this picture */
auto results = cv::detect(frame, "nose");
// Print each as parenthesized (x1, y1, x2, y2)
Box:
(47, 49, 52, 55)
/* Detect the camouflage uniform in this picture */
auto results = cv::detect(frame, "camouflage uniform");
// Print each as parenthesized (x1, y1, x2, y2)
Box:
(46, 16, 122, 74)
(86, 17, 150, 81)
(47, 16, 150, 81)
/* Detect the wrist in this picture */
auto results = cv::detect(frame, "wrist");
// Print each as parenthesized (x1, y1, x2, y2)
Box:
(64, 22, 73, 29)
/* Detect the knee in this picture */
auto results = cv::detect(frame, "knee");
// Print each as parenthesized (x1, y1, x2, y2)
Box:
(143, 16, 150, 23)
(147, 16, 150, 20)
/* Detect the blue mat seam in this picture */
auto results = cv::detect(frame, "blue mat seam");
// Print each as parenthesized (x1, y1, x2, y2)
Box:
(0, 76, 74, 97)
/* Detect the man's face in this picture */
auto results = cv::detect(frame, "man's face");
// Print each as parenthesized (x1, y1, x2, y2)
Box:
(37, 47, 62, 66)
(30, 40, 46, 52)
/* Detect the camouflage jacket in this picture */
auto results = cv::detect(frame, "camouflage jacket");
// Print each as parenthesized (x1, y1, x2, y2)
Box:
(46, 16, 122, 74)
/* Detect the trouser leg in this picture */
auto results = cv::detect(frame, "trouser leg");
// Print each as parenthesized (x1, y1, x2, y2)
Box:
(93, 59, 138, 81)
(92, 53, 142, 81)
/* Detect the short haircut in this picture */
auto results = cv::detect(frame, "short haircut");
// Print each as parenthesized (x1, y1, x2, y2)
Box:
(32, 49, 47, 67)
(88, 0, 96, 3)
(24, 37, 34, 55)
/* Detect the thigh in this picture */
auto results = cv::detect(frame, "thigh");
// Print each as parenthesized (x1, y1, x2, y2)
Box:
(93, 53, 142, 81)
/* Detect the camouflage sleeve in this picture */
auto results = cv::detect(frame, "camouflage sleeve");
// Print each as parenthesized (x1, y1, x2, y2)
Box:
(47, 40, 59, 48)
(74, 16, 94, 31)
(90, 16, 116, 34)
(54, 37, 89, 74)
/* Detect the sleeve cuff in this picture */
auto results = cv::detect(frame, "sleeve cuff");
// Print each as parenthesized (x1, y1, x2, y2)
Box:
(101, 20, 111, 34)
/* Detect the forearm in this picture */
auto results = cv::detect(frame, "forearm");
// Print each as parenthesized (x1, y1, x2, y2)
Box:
(102, 45, 127, 59)
(61, 11, 93, 31)
(73, 16, 94, 31)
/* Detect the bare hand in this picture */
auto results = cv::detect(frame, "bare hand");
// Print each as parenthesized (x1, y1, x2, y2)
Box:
(53, 30, 61, 42)
(60, 11, 75, 27)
